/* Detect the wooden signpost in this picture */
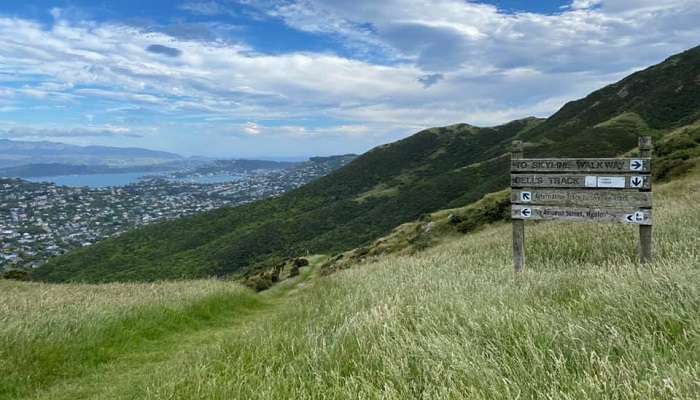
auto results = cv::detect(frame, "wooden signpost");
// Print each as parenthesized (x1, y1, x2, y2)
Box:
(511, 137, 653, 272)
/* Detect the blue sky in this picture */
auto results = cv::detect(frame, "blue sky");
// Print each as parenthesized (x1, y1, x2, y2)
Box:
(0, 1, 698, 158)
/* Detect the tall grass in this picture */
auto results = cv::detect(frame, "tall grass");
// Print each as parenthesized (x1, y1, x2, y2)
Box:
(0, 280, 260, 399)
(2, 173, 699, 399)
(101, 174, 699, 400)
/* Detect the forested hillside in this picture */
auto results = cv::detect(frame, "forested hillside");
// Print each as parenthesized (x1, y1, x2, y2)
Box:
(34, 118, 539, 282)
(34, 45, 700, 283)
(321, 120, 700, 275)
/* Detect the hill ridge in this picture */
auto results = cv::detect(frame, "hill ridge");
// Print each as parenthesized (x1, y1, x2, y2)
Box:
(32, 44, 700, 283)
(0, 138, 183, 168)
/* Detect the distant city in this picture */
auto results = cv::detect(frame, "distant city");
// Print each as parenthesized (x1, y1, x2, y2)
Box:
(0, 155, 355, 271)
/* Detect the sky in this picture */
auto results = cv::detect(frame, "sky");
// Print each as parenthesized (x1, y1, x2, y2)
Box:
(0, 1, 698, 158)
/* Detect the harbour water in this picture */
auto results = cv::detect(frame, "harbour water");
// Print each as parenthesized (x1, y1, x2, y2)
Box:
(27, 173, 242, 187)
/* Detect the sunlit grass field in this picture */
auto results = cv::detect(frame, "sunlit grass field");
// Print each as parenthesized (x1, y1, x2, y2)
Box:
(2, 172, 699, 399)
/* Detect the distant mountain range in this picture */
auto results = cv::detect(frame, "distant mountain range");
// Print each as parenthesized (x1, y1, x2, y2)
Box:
(0, 156, 357, 179)
(0, 159, 297, 179)
(34, 44, 700, 283)
(168, 159, 302, 177)
(0, 162, 192, 178)
(0, 139, 355, 178)
(0, 139, 183, 168)
(171, 156, 357, 177)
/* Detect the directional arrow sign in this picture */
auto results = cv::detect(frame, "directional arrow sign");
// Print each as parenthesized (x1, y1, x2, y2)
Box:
(630, 176, 644, 188)
(511, 158, 651, 173)
(512, 174, 651, 189)
(624, 211, 649, 224)
(511, 189, 652, 207)
(512, 205, 652, 225)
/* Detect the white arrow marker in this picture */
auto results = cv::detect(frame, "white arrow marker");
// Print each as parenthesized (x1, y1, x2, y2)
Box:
(625, 214, 636, 223)
(520, 191, 532, 202)
(521, 208, 532, 218)
(630, 176, 644, 188)
(630, 159, 643, 171)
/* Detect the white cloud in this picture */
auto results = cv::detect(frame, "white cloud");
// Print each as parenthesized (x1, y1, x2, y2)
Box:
(0, 124, 140, 138)
(273, 124, 375, 138)
(243, 122, 262, 135)
(0, 15, 425, 121)
(570, 0, 603, 9)
(253, 0, 700, 74)
(49, 7, 62, 20)
(74, 88, 165, 105)
(0, 0, 698, 155)
(179, 1, 230, 16)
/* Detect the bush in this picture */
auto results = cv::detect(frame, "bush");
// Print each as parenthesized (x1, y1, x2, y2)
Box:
(292, 258, 309, 268)
(455, 191, 510, 234)
(244, 274, 274, 292)
(655, 158, 697, 182)
(1, 269, 31, 281)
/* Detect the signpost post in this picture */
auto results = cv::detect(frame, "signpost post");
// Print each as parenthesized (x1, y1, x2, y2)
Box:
(510, 137, 653, 271)
(638, 137, 653, 264)
(512, 141, 525, 273)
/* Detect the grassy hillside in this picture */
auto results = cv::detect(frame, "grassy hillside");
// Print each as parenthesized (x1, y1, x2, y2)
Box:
(0, 280, 263, 399)
(3, 169, 699, 399)
(523, 45, 700, 148)
(33, 118, 541, 282)
(321, 121, 700, 273)
(34, 44, 700, 283)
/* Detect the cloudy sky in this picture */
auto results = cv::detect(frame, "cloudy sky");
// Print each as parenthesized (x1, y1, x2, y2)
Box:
(0, 1, 698, 158)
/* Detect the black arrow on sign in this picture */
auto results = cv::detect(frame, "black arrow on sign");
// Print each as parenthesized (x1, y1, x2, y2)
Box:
(631, 177, 642, 187)
(522, 192, 531, 201)
(631, 160, 643, 170)
(521, 208, 531, 217)
(625, 214, 635, 223)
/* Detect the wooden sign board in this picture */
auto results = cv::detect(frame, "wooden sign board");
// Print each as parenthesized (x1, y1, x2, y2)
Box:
(511, 158, 651, 173)
(511, 205, 652, 225)
(511, 174, 651, 189)
(511, 189, 652, 208)
(509, 137, 653, 272)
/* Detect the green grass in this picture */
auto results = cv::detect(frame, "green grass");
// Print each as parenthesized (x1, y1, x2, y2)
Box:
(2, 172, 699, 399)
(324, 189, 510, 273)
(0, 280, 263, 399)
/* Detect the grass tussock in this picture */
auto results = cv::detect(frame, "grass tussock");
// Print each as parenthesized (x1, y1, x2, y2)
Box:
(2, 173, 700, 399)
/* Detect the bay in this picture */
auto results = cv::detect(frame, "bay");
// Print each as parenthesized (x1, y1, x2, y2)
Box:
(27, 173, 148, 188)
(27, 173, 244, 187)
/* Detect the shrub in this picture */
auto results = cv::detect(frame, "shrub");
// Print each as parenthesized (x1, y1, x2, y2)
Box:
(455, 191, 510, 233)
(1, 269, 31, 281)
(244, 274, 274, 292)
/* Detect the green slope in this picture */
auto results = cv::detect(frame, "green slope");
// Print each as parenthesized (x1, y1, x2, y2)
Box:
(322, 121, 700, 274)
(33, 44, 700, 283)
(518, 45, 700, 158)
(33, 119, 540, 282)
(4, 169, 699, 399)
